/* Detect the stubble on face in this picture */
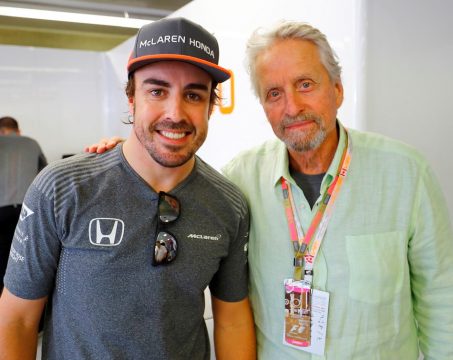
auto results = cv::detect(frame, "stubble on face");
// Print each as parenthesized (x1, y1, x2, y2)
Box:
(133, 118, 207, 168)
(277, 112, 327, 153)
(128, 61, 212, 170)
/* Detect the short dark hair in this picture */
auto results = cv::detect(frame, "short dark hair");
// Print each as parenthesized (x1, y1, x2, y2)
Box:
(0, 116, 19, 130)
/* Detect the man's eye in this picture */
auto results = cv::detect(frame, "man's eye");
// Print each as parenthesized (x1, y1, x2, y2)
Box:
(268, 90, 280, 99)
(299, 80, 314, 90)
(264, 89, 281, 103)
(187, 93, 201, 101)
(150, 89, 163, 96)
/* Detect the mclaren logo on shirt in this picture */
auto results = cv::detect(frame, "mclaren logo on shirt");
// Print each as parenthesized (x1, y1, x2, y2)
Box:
(89, 218, 124, 246)
(187, 233, 221, 241)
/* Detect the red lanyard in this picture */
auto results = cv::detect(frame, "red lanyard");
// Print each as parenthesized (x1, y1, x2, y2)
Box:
(281, 131, 352, 280)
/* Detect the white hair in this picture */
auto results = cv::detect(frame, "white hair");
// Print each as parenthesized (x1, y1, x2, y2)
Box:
(245, 20, 342, 97)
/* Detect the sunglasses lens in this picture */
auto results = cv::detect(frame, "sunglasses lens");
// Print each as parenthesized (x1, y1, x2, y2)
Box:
(159, 193, 180, 223)
(154, 232, 177, 265)
(154, 192, 180, 266)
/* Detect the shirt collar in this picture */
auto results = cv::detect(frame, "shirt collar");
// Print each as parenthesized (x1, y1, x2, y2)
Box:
(272, 121, 347, 192)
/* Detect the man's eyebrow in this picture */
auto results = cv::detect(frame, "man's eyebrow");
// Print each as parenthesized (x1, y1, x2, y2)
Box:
(185, 83, 209, 92)
(142, 78, 170, 87)
(141, 78, 209, 92)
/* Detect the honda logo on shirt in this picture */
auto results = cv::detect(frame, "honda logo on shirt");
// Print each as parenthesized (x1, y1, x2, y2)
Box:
(89, 218, 124, 246)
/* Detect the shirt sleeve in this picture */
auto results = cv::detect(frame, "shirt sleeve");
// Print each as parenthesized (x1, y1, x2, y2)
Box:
(4, 180, 61, 300)
(38, 150, 48, 172)
(409, 162, 453, 359)
(209, 201, 250, 302)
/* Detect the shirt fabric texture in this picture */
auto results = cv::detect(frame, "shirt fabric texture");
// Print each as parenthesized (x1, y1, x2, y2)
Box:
(5, 145, 249, 360)
(222, 123, 453, 360)
(0, 134, 47, 207)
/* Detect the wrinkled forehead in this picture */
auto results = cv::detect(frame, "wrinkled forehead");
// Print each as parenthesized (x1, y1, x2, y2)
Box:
(255, 39, 327, 91)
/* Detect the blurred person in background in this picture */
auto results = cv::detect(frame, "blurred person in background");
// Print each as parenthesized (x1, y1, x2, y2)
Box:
(0, 116, 47, 292)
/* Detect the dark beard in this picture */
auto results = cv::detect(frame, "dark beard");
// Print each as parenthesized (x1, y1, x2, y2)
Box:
(134, 120, 206, 168)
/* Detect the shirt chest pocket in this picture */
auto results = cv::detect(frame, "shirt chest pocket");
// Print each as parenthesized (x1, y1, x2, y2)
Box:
(346, 231, 407, 304)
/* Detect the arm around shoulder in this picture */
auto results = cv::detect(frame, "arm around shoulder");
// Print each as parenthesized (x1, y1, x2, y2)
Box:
(212, 296, 256, 360)
(0, 288, 47, 360)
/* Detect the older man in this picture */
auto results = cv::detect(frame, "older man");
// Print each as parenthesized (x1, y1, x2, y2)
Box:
(223, 20, 453, 359)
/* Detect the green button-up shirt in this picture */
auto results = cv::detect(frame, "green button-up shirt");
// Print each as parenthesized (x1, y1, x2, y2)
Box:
(223, 123, 453, 359)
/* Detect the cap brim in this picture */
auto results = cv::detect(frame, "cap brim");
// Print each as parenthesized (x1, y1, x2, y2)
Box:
(127, 54, 231, 83)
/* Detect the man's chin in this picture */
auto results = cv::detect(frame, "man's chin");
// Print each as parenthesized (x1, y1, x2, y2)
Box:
(284, 130, 326, 153)
(150, 152, 194, 168)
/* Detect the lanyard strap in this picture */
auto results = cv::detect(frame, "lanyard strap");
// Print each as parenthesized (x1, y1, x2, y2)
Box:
(281, 131, 352, 281)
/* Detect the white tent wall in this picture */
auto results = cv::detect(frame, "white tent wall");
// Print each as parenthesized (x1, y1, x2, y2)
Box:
(362, 0, 453, 217)
(0, 46, 105, 162)
(103, 39, 133, 140)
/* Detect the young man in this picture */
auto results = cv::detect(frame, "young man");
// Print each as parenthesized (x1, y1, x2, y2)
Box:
(0, 18, 255, 360)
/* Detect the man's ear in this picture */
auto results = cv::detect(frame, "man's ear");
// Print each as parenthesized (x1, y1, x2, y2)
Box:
(128, 97, 135, 114)
(334, 81, 344, 109)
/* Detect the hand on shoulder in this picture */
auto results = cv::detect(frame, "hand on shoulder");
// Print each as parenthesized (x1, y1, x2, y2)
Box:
(84, 136, 124, 154)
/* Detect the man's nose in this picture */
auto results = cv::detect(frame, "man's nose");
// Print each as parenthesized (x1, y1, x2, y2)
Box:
(284, 90, 305, 117)
(165, 95, 186, 121)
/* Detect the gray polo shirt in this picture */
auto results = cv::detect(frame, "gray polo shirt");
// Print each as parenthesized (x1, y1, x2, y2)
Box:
(5, 145, 249, 360)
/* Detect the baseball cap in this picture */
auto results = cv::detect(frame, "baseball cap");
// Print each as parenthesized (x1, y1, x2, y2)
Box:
(127, 17, 231, 83)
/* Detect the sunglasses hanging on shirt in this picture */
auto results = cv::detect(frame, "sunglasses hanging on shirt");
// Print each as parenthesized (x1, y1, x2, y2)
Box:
(152, 192, 180, 266)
